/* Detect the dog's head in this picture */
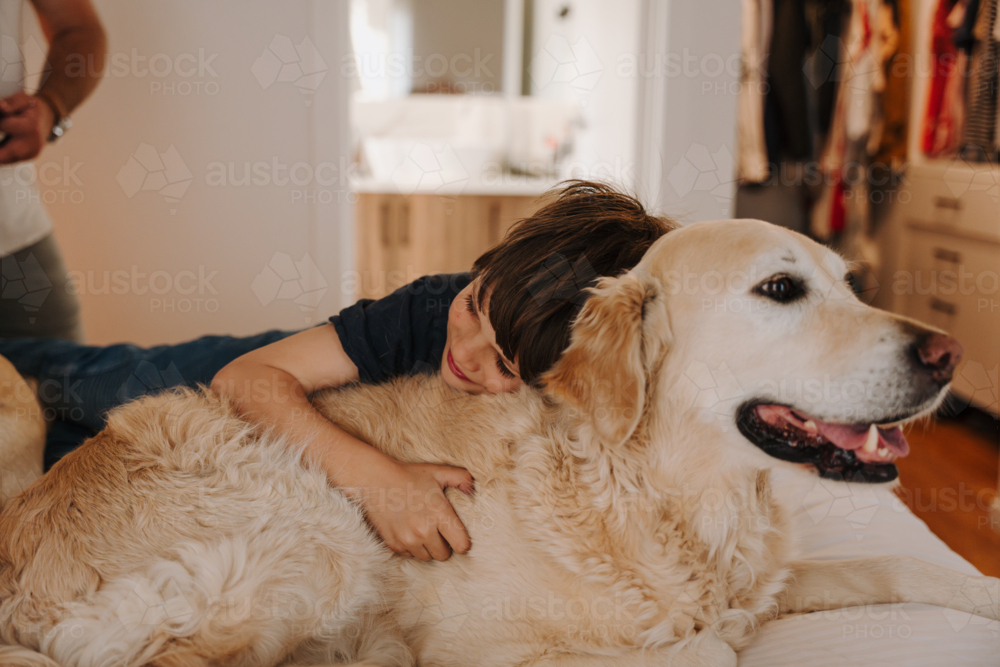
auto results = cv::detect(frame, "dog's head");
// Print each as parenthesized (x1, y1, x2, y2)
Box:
(542, 219, 962, 484)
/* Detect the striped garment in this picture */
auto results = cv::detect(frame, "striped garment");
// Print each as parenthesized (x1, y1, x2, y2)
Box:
(962, 0, 999, 158)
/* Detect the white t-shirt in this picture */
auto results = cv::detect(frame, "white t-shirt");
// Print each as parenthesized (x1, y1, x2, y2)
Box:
(0, 0, 54, 256)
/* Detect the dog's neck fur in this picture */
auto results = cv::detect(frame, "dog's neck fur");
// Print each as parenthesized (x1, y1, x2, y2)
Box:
(508, 392, 786, 648)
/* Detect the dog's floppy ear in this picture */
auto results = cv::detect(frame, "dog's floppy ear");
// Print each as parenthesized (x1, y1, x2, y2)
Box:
(542, 272, 656, 446)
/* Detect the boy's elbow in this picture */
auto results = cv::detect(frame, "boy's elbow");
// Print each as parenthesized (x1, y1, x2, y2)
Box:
(210, 361, 242, 398)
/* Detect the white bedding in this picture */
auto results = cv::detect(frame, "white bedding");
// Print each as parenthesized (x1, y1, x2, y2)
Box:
(739, 469, 1000, 666)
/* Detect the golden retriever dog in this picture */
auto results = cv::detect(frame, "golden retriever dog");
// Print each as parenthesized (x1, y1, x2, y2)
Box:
(0, 219, 997, 667)
(0, 356, 45, 507)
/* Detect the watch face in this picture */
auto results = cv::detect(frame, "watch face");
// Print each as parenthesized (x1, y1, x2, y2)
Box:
(48, 118, 71, 143)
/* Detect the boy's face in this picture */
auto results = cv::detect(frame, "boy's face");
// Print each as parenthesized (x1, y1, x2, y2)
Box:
(442, 280, 523, 394)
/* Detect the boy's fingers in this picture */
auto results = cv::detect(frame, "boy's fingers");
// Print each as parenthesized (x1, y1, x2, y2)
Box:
(424, 532, 453, 562)
(434, 466, 474, 495)
(437, 505, 472, 555)
(411, 545, 433, 562)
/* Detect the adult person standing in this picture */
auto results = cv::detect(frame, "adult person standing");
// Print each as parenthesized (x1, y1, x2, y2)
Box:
(0, 0, 105, 341)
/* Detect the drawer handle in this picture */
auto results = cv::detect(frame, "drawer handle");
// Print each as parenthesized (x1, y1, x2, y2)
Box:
(932, 247, 961, 263)
(397, 203, 410, 245)
(929, 298, 956, 316)
(933, 196, 962, 210)
(488, 202, 501, 244)
(379, 203, 392, 247)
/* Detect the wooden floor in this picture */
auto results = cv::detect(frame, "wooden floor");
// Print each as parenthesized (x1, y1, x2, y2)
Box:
(894, 407, 1000, 577)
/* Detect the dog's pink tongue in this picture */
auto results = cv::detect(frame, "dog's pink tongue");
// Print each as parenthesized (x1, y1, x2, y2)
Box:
(815, 422, 867, 450)
(815, 421, 910, 458)
(877, 426, 910, 457)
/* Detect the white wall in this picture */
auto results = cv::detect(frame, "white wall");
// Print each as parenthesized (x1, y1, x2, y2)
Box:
(531, 0, 643, 187)
(635, 0, 742, 223)
(526, 0, 741, 222)
(33, 0, 352, 346)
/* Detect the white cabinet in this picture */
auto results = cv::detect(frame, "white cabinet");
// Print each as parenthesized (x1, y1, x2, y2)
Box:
(888, 164, 1000, 415)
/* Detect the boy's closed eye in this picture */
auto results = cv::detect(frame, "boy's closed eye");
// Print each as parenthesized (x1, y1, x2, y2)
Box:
(465, 293, 517, 380)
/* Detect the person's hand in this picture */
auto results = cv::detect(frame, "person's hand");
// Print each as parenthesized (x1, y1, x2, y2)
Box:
(346, 459, 474, 561)
(0, 92, 56, 164)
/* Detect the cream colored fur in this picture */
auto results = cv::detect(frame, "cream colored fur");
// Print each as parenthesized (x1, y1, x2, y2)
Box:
(0, 356, 45, 510)
(0, 219, 997, 667)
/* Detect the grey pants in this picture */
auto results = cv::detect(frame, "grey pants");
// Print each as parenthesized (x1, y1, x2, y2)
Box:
(0, 234, 83, 342)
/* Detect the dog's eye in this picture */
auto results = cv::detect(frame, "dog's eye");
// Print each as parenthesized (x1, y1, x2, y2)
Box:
(755, 275, 804, 302)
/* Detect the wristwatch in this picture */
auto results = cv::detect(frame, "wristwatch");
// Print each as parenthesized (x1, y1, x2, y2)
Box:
(35, 91, 72, 143)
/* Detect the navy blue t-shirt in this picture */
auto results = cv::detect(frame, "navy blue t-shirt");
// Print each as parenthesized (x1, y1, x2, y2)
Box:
(329, 273, 471, 384)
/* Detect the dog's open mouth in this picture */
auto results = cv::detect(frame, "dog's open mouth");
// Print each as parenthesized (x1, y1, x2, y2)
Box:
(736, 403, 912, 483)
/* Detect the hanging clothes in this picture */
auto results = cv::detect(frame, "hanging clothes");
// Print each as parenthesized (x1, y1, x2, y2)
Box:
(873, 0, 910, 167)
(736, 0, 907, 242)
(812, 0, 883, 240)
(961, 0, 998, 157)
(765, 0, 812, 162)
(737, 0, 774, 183)
(953, 0, 980, 52)
(995, 2, 1000, 145)
(922, 0, 966, 157)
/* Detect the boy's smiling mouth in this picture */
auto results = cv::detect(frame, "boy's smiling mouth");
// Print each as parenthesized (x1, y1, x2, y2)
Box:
(447, 350, 472, 384)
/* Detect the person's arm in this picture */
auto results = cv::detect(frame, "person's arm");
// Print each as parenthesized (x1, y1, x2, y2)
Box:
(0, 0, 107, 164)
(211, 324, 473, 562)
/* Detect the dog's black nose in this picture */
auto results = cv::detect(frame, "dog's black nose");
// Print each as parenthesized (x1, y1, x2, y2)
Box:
(915, 333, 963, 385)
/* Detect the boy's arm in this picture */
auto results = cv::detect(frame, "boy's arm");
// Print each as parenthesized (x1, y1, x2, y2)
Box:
(211, 324, 472, 562)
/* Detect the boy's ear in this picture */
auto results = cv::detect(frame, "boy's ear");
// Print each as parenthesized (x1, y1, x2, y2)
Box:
(541, 272, 660, 446)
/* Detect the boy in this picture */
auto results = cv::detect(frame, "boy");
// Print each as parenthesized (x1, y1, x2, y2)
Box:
(0, 181, 675, 561)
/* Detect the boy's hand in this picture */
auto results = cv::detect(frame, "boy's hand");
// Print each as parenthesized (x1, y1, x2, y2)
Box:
(349, 459, 474, 561)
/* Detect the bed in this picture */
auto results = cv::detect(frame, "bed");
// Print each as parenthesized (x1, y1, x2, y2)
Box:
(740, 468, 999, 666)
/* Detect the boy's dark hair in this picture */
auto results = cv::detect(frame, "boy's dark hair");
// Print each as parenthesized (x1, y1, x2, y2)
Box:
(471, 180, 677, 384)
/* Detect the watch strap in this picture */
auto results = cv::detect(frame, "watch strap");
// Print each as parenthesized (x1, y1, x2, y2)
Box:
(35, 91, 71, 142)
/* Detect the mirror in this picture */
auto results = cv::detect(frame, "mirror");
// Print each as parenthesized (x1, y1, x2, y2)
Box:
(349, 0, 511, 99)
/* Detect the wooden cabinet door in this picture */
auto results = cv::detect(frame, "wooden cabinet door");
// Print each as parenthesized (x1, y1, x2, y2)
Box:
(355, 193, 543, 300)
(355, 193, 403, 299)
